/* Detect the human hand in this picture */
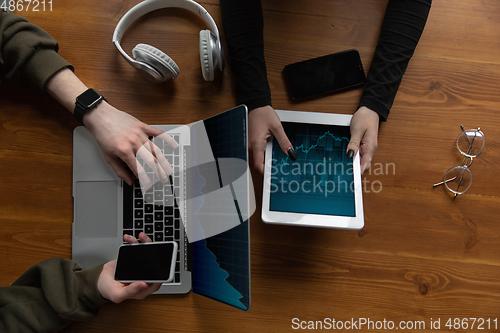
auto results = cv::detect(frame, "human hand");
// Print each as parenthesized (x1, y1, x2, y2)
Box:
(346, 106, 380, 173)
(44, 68, 177, 187)
(83, 103, 178, 188)
(248, 105, 295, 174)
(97, 233, 161, 304)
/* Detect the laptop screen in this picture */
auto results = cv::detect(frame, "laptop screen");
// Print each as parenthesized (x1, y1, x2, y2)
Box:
(189, 105, 251, 311)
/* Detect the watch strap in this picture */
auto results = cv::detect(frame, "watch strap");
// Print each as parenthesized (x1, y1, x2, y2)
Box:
(74, 102, 87, 125)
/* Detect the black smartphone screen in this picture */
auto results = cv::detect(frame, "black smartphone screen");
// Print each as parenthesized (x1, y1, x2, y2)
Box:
(284, 49, 366, 100)
(114, 242, 176, 282)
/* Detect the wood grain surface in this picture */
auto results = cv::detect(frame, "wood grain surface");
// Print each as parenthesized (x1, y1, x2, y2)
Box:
(1, 0, 499, 332)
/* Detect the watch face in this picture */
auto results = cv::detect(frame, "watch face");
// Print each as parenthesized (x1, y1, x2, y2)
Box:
(78, 89, 102, 108)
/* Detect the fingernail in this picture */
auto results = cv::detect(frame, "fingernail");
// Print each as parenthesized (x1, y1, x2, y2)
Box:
(347, 149, 354, 158)
(287, 147, 297, 161)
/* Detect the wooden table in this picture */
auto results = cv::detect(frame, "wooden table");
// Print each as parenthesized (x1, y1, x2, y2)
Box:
(1, 0, 499, 331)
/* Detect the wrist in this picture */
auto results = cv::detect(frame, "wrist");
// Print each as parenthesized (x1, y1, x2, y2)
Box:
(81, 101, 109, 128)
(357, 106, 381, 121)
(46, 68, 88, 111)
(250, 105, 272, 112)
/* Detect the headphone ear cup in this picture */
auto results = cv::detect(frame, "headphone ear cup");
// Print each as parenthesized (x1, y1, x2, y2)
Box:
(199, 30, 215, 81)
(132, 43, 180, 81)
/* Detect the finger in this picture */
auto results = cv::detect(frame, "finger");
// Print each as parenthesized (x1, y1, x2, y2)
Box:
(270, 122, 295, 161)
(116, 282, 151, 302)
(150, 137, 174, 179)
(130, 283, 162, 300)
(135, 158, 153, 194)
(148, 140, 169, 182)
(116, 151, 138, 179)
(358, 128, 378, 173)
(157, 131, 179, 149)
(347, 127, 363, 159)
(104, 260, 116, 271)
(359, 152, 373, 173)
(134, 146, 155, 190)
(251, 139, 266, 174)
(144, 125, 164, 139)
(359, 143, 377, 173)
(106, 157, 134, 186)
(138, 232, 152, 243)
(138, 143, 172, 183)
(145, 126, 179, 149)
(123, 234, 139, 244)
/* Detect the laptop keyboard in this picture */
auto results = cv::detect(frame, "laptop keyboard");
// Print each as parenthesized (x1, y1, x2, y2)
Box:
(123, 134, 183, 283)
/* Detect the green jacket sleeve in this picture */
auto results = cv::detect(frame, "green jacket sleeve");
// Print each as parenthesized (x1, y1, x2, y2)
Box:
(0, 11, 73, 91)
(0, 258, 108, 333)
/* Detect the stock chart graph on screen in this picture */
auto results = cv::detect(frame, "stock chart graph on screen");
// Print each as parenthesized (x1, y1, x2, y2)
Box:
(270, 122, 355, 216)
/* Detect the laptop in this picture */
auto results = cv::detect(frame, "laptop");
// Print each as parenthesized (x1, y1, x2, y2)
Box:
(72, 105, 252, 311)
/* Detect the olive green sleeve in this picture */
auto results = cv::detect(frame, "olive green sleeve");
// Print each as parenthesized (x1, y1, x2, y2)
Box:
(0, 258, 108, 333)
(0, 11, 73, 91)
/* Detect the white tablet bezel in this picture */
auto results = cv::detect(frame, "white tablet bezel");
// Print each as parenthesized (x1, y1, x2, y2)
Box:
(262, 110, 364, 229)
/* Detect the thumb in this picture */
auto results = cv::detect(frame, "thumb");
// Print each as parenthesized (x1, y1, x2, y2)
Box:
(271, 123, 296, 161)
(118, 282, 150, 301)
(346, 127, 364, 159)
(107, 156, 134, 186)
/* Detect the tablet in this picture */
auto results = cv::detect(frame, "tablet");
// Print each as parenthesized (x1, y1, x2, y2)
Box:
(262, 110, 364, 229)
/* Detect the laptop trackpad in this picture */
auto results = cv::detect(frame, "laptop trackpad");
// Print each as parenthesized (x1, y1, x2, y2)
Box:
(75, 181, 118, 238)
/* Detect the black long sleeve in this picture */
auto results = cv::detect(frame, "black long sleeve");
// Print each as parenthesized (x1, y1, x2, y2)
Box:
(220, 0, 271, 111)
(358, 0, 432, 120)
(220, 0, 432, 120)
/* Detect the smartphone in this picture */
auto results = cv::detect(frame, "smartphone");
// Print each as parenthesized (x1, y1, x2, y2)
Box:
(283, 49, 366, 100)
(114, 241, 177, 283)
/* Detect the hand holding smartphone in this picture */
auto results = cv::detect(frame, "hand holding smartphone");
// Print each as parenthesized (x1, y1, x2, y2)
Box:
(284, 49, 366, 100)
(114, 241, 177, 283)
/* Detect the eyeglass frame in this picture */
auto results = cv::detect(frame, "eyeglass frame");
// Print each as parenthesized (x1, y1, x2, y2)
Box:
(433, 125, 485, 197)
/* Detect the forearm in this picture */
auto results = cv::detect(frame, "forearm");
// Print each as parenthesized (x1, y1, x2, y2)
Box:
(220, 0, 271, 110)
(45, 68, 88, 112)
(359, 0, 432, 121)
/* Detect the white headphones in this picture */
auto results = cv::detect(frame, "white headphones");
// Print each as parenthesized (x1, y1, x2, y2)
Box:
(112, 0, 225, 83)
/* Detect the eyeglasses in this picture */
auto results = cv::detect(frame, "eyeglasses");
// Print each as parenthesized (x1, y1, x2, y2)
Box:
(433, 125, 485, 197)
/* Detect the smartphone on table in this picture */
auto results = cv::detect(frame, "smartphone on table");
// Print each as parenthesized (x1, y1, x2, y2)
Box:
(114, 241, 177, 283)
(283, 49, 366, 100)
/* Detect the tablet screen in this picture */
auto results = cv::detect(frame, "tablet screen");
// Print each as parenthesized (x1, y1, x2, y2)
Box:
(269, 121, 355, 216)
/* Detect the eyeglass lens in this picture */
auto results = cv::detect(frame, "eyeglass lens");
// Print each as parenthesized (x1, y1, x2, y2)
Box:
(457, 129, 485, 158)
(444, 166, 473, 195)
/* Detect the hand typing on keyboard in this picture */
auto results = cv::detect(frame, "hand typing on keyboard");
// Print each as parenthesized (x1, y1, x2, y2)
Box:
(84, 105, 178, 188)
(134, 132, 177, 191)
(97, 232, 161, 303)
(44, 68, 179, 187)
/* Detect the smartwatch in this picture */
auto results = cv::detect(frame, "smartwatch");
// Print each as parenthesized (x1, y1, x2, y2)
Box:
(74, 88, 106, 125)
